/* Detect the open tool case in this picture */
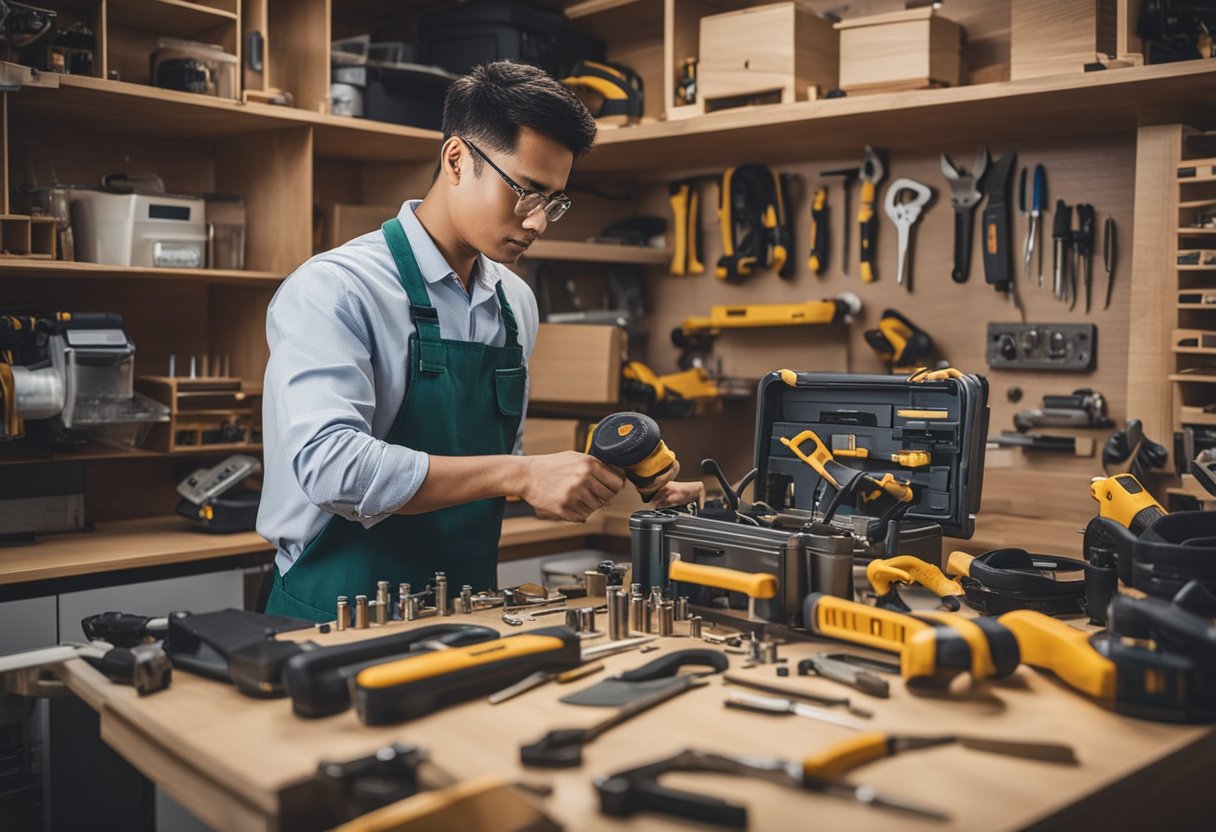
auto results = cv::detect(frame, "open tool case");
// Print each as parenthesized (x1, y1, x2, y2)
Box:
(756, 369, 989, 548)
(631, 370, 988, 627)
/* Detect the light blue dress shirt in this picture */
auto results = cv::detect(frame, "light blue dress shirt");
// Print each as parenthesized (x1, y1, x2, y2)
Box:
(257, 200, 539, 575)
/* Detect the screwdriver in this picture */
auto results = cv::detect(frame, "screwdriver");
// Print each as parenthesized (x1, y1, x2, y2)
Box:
(801, 731, 1078, 779)
(807, 185, 829, 274)
(1075, 204, 1096, 313)
(1052, 200, 1072, 303)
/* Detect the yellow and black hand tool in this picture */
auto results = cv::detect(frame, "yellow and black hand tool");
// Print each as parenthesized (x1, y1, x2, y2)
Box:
(680, 295, 860, 335)
(800, 730, 1077, 779)
(586, 411, 677, 498)
(946, 548, 1100, 618)
(867, 556, 963, 613)
(352, 626, 582, 724)
(857, 146, 886, 283)
(668, 556, 777, 622)
(668, 180, 705, 276)
(801, 593, 1019, 687)
(781, 428, 915, 512)
(807, 184, 829, 274)
(595, 747, 950, 825)
(999, 583, 1216, 723)
(716, 164, 794, 282)
(1089, 473, 1166, 536)
(863, 308, 935, 375)
(620, 361, 719, 418)
(562, 60, 644, 123)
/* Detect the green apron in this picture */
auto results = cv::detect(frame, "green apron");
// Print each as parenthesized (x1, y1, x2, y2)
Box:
(266, 217, 526, 622)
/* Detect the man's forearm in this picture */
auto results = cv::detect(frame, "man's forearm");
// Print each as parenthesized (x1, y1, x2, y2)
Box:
(394, 454, 527, 515)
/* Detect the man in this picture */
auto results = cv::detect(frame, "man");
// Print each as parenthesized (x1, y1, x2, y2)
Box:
(259, 61, 698, 621)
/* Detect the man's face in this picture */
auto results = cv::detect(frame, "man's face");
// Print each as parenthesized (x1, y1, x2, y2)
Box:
(453, 127, 574, 264)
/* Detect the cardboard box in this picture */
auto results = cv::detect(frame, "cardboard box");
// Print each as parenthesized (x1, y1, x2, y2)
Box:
(521, 418, 585, 456)
(698, 2, 837, 105)
(528, 323, 624, 404)
(835, 8, 963, 94)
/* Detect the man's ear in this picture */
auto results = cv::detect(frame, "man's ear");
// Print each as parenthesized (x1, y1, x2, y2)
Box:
(439, 137, 464, 185)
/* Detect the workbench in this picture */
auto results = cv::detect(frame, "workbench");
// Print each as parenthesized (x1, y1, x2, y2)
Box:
(46, 597, 1216, 831)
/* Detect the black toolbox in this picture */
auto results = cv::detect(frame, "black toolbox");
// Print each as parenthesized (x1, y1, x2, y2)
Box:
(630, 369, 989, 626)
(755, 369, 989, 546)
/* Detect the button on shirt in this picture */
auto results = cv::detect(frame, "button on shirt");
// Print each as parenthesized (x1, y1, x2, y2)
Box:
(257, 200, 539, 575)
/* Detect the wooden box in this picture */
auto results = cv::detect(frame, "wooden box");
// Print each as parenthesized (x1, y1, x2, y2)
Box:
(835, 8, 963, 94)
(1011, 0, 1142, 80)
(697, 2, 837, 107)
(528, 324, 625, 404)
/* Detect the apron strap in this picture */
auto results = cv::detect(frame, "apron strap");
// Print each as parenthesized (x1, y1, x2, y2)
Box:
(382, 218, 446, 375)
(494, 281, 522, 352)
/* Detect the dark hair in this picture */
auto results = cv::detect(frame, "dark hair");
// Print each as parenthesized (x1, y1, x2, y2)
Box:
(442, 60, 597, 170)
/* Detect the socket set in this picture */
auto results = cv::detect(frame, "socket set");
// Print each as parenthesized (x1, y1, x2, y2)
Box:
(986, 323, 1097, 371)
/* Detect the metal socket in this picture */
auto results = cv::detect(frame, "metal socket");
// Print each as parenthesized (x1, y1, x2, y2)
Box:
(658, 601, 674, 636)
(405, 596, 419, 621)
(747, 635, 762, 663)
(459, 585, 473, 616)
(606, 586, 628, 640)
(565, 609, 581, 631)
(336, 596, 349, 631)
(676, 596, 689, 621)
(354, 595, 369, 629)
(763, 642, 778, 664)
(689, 615, 703, 639)
(398, 583, 411, 620)
(579, 606, 597, 633)
(629, 595, 646, 634)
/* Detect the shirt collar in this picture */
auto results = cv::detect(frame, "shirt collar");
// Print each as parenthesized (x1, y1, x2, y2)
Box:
(397, 200, 494, 290)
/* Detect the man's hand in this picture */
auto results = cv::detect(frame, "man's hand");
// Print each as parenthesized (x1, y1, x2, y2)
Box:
(520, 451, 626, 523)
(646, 479, 705, 509)
(636, 459, 682, 502)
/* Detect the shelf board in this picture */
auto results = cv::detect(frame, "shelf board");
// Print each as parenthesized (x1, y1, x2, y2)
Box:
(523, 240, 670, 264)
(564, 0, 663, 42)
(1178, 302, 1216, 309)
(8, 75, 443, 162)
(1170, 374, 1216, 383)
(1177, 227, 1216, 234)
(108, 0, 237, 39)
(565, 0, 644, 18)
(582, 59, 1216, 172)
(0, 259, 283, 286)
(1179, 410, 1216, 425)
(1180, 198, 1216, 209)
(0, 443, 262, 467)
(1179, 174, 1216, 184)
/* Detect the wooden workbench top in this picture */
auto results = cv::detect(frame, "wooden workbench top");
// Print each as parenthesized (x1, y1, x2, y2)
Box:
(56, 604, 1215, 832)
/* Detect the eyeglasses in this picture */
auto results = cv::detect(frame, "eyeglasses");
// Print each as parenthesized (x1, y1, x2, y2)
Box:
(460, 137, 572, 222)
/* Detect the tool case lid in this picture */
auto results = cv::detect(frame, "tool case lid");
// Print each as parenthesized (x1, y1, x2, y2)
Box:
(753, 370, 989, 539)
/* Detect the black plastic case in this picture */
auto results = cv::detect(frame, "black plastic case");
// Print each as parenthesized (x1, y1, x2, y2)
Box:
(754, 370, 990, 539)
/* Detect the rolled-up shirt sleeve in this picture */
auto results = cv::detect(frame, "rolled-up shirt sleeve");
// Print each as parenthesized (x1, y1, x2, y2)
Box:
(265, 265, 427, 526)
(512, 284, 539, 455)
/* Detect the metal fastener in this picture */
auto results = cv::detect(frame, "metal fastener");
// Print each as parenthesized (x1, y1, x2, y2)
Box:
(375, 581, 390, 625)
(354, 595, 369, 629)
(689, 615, 703, 639)
(658, 601, 674, 637)
(579, 606, 597, 633)
(676, 596, 689, 621)
(336, 596, 349, 631)
(398, 583, 411, 620)
(459, 584, 473, 616)
(435, 572, 449, 616)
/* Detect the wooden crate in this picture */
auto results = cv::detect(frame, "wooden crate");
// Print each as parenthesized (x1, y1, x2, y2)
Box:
(835, 8, 963, 94)
(528, 324, 625, 404)
(1011, 0, 1143, 80)
(695, 2, 837, 110)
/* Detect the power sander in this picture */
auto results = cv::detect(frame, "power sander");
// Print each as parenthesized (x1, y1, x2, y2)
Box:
(586, 412, 677, 498)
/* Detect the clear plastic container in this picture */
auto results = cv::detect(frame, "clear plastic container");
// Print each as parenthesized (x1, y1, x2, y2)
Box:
(151, 38, 237, 100)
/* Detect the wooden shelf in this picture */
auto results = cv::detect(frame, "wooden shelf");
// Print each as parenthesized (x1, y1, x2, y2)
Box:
(523, 240, 670, 264)
(0, 443, 264, 468)
(0, 259, 283, 286)
(1179, 175, 1216, 184)
(1170, 374, 1216, 383)
(108, 0, 237, 37)
(582, 60, 1216, 172)
(9, 75, 442, 162)
(565, 0, 645, 18)
(1178, 265, 1216, 271)
(1177, 228, 1216, 235)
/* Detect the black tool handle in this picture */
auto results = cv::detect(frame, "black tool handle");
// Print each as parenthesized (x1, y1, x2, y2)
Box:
(952, 208, 975, 283)
(981, 201, 1012, 288)
(596, 774, 748, 828)
(614, 649, 729, 682)
(859, 211, 878, 282)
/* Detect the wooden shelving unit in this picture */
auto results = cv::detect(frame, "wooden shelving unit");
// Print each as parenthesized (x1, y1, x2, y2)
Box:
(0, 260, 283, 286)
(523, 240, 670, 264)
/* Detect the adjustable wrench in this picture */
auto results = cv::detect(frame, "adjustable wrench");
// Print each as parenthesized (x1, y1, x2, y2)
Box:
(941, 147, 989, 284)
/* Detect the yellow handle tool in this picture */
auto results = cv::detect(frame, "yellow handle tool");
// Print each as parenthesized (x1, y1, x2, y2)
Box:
(802, 733, 890, 779)
(687, 186, 705, 275)
(890, 450, 931, 468)
(1089, 473, 1166, 536)
(668, 182, 690, 276)
(781, 429, 842, 489)
(354, 628, 583, 725)
(807, 185, 829, 274)
(997, 610, 1117, 701)
(946, 550, 975, 577)
(669, 559, 778, 599)
(858, 472, 915, 504)
(867, 556, 964, 612)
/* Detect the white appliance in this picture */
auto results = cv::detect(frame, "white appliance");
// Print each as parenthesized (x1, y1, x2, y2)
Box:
(70, 189, 207, 269)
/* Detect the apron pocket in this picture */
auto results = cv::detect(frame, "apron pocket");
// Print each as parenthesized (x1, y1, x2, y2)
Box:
(495, 366, 526, 417)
